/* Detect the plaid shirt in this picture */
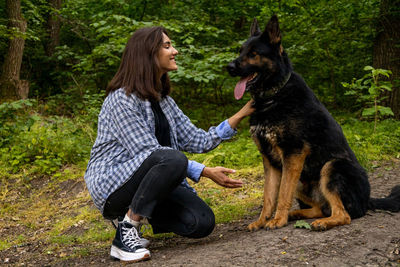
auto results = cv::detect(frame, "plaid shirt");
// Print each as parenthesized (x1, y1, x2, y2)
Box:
(84, 88, 237, 213)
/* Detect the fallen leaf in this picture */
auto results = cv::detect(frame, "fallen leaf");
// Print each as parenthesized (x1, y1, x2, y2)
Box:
(294, 220, 311, 230)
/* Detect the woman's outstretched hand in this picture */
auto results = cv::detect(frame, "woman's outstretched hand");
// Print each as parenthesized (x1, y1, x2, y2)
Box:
(201, 166, 243, 188)
(228, 99, 255, 129)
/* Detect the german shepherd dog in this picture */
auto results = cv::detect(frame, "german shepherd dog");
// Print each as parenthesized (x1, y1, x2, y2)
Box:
(227, 15, 400, 231)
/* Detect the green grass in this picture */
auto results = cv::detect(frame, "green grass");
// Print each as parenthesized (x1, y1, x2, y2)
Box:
(341, 118, 400, 169)
(186, 128, 261, 170)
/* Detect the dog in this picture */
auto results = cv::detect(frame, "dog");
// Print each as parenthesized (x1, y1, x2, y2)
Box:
(227, 15, 400, 231)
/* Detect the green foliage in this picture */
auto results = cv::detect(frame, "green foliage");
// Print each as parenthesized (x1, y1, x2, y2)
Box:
(341, 119, 400, 167)
(0, 99, 37, 147)
(1, 116, 87, 174)
(343, 66, 394, 131)
(258, 0, 379, 105)
(0, 96, 102, 175)
(1, 0, 387, 110)
(187, 129, 261, 170)
(294, 220, 311, 230)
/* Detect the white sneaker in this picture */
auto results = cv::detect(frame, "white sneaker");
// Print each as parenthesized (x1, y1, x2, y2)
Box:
(110, 221, 151, 262)
(111, 218, 150, 248)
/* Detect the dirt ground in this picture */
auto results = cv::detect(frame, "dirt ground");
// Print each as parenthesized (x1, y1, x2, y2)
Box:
(1, 161, 400, 266)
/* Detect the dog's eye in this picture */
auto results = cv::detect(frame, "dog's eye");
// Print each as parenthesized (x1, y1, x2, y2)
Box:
(248, 51, 257, 58)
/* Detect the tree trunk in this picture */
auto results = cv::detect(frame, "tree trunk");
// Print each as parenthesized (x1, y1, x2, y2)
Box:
(0, 0, 29, 101)
(373, 0, 400, 119)
(45, 0, 62, 57)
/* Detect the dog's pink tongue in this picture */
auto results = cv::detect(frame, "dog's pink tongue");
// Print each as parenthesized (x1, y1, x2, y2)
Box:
(234, 76, 251, 100)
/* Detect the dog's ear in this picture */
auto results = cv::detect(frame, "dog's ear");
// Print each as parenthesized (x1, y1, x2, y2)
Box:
(261, 15, 281, 45)
(250, 18, 261, 36)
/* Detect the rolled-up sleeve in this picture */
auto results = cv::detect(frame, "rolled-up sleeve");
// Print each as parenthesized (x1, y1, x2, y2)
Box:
(184, 121, 235, 183)
(215, 119, 237, 140)
(187, 160, 205, 182)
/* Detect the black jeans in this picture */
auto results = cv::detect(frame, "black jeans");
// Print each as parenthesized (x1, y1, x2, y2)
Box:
(103, 149, 215, 238)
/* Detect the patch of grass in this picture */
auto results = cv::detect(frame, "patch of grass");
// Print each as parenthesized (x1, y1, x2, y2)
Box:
(73, 247, 90, 257)
(76, 221, 115, 243)
(190, 166, 264, 223)
(50, 234, 77, 245)
(341, 119, 400, 169)
(0, 235, 26, 251)
(186, 129, 261, 170)
(0, 240, 10, 251)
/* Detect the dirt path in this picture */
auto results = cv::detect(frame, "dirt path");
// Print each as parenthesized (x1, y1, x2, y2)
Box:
(2, 162, 400, 266)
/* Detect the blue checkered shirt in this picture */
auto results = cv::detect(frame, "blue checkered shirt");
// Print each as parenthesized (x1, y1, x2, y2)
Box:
(84, 88, 237, 213)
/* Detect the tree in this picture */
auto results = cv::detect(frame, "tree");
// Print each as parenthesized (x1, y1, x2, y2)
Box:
(45, 0, 62, 57)
(0, 0, 29, 101)
(373, 0, 400, 119)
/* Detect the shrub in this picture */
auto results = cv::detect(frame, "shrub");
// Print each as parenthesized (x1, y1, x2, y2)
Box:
(0, 95, 102, 175)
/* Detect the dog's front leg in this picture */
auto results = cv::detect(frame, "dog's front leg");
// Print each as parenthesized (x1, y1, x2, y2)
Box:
(265, 145, 310, 229)
(248, 156, 281, 231)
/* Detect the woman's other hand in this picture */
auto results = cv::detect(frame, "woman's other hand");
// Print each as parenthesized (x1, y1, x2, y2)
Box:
(201, 166, 243, 188)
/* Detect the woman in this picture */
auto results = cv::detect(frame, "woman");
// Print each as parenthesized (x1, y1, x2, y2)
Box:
(84, 26, 254, 263)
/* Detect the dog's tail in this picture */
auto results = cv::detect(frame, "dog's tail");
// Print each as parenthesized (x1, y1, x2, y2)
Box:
(368, 185, 400, 212)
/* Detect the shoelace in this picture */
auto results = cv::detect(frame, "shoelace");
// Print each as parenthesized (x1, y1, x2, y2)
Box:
(121, 225, 142, 248)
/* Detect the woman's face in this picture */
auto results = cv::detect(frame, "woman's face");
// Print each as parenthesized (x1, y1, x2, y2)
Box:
(158, 33, 179, 74)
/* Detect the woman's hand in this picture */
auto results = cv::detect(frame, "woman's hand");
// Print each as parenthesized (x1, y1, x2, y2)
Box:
(201, 166, 243, 188)
(228, 99, 255, 129)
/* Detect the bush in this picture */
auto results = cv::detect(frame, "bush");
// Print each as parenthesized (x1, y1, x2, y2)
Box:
(0, 99, 38, 146)
(0, 96, 102, 175)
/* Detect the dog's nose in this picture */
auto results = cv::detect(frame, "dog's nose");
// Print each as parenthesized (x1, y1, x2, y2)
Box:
(227, 61, 237, 75)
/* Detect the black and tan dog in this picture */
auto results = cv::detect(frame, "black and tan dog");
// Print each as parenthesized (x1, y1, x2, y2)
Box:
(227, 15, 400, 231)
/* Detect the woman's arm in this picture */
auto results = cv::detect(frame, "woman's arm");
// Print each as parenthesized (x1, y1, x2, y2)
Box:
(199, 101, 254, 187)
(227, 100, 255, 129)
(173, 99, 254, 153)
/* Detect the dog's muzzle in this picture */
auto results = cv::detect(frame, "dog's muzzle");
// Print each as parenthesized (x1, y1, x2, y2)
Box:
(227, 61, 239, 76)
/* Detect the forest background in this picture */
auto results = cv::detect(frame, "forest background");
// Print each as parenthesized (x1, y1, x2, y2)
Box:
(0, 0, 399, 262)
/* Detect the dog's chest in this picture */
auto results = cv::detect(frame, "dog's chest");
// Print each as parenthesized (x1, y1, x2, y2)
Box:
(250, 124, 280, 144)
(250, 124, 284, 166)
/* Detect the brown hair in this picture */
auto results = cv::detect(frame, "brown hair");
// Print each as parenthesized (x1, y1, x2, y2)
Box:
(106, 26, 171, 101)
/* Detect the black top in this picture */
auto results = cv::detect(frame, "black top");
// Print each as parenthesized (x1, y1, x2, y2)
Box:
(151, 101, 171, 147)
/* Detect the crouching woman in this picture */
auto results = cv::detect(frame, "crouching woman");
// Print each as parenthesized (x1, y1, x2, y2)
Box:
(84, 26, 254, 263)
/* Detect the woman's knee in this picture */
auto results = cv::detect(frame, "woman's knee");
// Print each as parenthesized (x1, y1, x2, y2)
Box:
(157, 149, 188, 174)
(188, 206, 215, 238)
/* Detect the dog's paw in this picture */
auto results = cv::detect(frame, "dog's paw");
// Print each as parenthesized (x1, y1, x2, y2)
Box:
(264, 218, 287, 230)
(248, 220, 266, 231)
(310, 220, 328, 231)
(311, 216, 350, 231)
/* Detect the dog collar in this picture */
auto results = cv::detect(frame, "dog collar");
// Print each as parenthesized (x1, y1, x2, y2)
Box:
(260, 72, 292, 99)
(270, 72, 292, 94)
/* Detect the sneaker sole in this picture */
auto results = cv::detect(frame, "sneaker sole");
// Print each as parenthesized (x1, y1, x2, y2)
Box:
(110, 245, 151, 262)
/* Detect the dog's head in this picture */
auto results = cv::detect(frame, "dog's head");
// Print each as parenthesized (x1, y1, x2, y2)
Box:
(227, 15, 289, 100)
